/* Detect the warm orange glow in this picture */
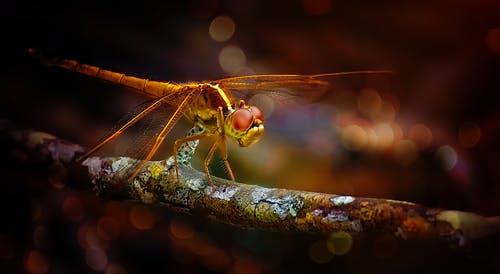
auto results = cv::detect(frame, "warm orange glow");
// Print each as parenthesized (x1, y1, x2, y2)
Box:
(62, 195, 84, 222)
(334, 90, 356, 113)
(408, 123, 433, 149)
(378, 101, 396, 122)
(229, 252, 262, 274)
(373, 123, 394, 149)
(24, 250, 49, 274)
(105, 201, 129, 223)
(168, 219, 194, 240)
(391, 122, 404, 141)
(341, 124, 367, 151)
(302, 0, 332, 15)
(97, 216, 121, 241)
(358, 89, 382, 119)
(209, 16, 236, 42)
(458, 122, 481, 148)
(485, 28, 500, 54)
(308, 240, 334, 263)
(129, 205, 154, 230)
(80, 224, 109, 250)
(218, 45, 246, 74)
(393, 140, 418, 165)
(366, 128, 378, 150)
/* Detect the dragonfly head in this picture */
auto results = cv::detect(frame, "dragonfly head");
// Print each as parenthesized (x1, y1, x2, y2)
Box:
(225, 100, 265, 147)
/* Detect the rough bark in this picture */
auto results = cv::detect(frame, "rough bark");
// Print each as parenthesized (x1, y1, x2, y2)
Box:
(2, 118, 499, 248)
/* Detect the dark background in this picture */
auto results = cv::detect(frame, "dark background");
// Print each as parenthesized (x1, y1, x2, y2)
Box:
(1, 0, 499, 273)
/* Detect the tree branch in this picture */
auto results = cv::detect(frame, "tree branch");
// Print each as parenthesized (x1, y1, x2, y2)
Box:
(2, 118, 499, 248)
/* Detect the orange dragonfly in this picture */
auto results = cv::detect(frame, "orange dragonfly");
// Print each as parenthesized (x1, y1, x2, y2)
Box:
(30, 49, 390, 188)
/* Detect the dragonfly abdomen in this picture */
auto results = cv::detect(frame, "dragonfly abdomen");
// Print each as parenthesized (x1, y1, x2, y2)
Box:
(30, 49, 183, 98)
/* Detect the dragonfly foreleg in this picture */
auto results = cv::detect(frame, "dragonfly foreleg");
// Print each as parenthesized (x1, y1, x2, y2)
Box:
(217, 136, 235, 181)
(204, 135, 225, 192)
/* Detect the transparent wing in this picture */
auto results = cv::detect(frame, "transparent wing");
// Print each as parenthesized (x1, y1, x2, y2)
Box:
(81, 90, 201, 179)
(218, 71, 392, 105)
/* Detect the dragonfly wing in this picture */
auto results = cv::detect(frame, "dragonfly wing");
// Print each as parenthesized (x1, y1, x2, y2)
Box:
(82, 89, 202, 179)
(218, 71, 392, 106)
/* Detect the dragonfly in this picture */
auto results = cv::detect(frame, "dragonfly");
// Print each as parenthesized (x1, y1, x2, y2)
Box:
(30, 49, 390, 188)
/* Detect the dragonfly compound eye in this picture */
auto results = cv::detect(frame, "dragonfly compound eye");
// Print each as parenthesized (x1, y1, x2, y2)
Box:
(232, 109, 254, 130)
(249, 106, 264, 122)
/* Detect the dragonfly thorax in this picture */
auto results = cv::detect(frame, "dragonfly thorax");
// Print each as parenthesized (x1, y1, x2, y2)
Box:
(225, 100, 265, 147)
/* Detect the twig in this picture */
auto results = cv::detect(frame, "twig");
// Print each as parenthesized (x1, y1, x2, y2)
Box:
(2, 118, 499, 248)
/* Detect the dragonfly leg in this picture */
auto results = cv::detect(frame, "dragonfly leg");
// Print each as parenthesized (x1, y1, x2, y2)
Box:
(204, 135, 225, 193)
(217, 136, 235, 181)
(172, 127, 210, 184)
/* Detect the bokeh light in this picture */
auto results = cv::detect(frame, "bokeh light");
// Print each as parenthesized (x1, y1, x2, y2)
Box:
(218, 45, 247, 74)
(308, 130, 336, 155)
(485, 28, 500, 54)
(365, 128, 378, 151)
(168, 218, 194, 240)
(229, 253, 262, 274)
(358, 89, 382, 119)
(373, 123, 394, 149)
(97, 216, 121, 241)
(3, 1, 500, 273)
(341, 124, 367, 151)
(408, 123, 433, 149)
(209, 16, 236, 42)
(85, 247, 108, 271)
(105, 201, 129, 223)
(436, 145, 458, 171)
(308, 240, 334, 263)
(378, 100, 397, 122)
(326, 231, 353, 255)
(391, 123, 404, 142)
(78, 223, 109, 250)
(302, 0, 332, 15)
(24, 250, 49, 274)
(458, 122, 481, 148)
(129, 204, 155, 230)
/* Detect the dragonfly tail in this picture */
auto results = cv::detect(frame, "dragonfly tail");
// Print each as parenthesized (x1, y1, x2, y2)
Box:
(28, 48, 182, 98)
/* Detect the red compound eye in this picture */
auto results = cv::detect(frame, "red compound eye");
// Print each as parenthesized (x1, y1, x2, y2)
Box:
(250, 106, 264, 122)
(232, 109, 253, 130)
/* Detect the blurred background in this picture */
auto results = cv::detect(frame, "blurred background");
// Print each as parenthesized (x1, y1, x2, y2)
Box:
(1, 0, 499, 273)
